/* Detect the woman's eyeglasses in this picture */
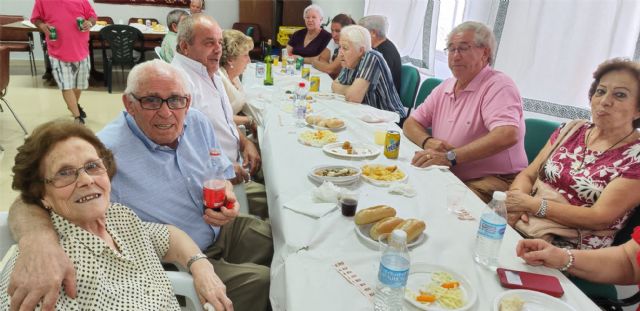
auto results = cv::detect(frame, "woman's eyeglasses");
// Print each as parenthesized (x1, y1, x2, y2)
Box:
(44, 158, 107, 188)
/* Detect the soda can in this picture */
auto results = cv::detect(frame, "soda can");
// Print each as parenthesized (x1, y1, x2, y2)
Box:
(384, 130, 401, 159)
(76, 17, 84, 31)
(295, 57, 304, 70)
(49, 27, 57, 41)
(301, 67, 310, 80)
(309, 75, 320, 92)
(255, 62, 266, 79)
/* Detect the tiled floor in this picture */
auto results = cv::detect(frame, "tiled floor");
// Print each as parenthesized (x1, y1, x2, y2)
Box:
(0, 61, 125, 211)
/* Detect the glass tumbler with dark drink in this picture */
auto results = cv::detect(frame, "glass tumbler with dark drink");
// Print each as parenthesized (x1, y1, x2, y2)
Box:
(339, 189, 359, 217)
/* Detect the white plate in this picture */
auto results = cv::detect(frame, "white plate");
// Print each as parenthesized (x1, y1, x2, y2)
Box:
(306, 121, 347, 132)
(404, 263, 477, 311)
(298, 130, 338, 147)
(361, 164, 408, 186)
(492, 289, 576, 311)
(308, 165, 361, 185)
(322, 142, 381, 159)
(354, 223, 426, 249)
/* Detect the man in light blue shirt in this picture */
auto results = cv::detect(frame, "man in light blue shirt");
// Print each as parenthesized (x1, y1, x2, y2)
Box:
(7, 60, 273, 311)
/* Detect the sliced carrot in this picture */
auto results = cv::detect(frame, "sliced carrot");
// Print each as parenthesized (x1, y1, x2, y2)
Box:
(416, 294, 436, 303)
(441, 281, 460, 289)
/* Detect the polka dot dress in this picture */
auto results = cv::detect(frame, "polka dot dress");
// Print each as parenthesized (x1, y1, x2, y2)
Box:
(0, 203, 181, 310)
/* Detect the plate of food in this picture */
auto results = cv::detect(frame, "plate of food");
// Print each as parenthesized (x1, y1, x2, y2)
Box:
(492, 289, 576, 311)
(404, 263, 477, 311)
(305, 115, 346, 131)
(323, 141, 381, 159)
(354, 219, 426, 249)
(308, 165, 361, 185)
(361, 164, 407, 186)
(298, 130, 338, 147)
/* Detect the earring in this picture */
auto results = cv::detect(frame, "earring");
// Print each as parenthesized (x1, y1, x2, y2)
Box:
(229, 63, 234, 69)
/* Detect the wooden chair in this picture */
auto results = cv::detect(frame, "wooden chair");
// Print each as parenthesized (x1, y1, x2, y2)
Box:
(0, 15, 37, 76)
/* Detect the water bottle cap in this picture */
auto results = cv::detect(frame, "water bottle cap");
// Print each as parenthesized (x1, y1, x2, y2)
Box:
(390, 229, 407, 243)
(492, 191, 506, 201)
(209, 149, 221, 157)
(298, 82, 306, 87)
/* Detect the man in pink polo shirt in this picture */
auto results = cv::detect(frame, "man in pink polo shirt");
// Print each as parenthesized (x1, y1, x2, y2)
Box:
(31, 0, 97, 124)
(403, 21, 527, 203)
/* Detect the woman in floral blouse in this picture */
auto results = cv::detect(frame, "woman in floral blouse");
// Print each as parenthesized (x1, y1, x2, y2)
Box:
(506, 58, 640, 250)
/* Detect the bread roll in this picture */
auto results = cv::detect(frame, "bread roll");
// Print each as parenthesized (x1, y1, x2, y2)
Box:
(325, 118, 344, 129)
(305, 115, 322, 125)
(354, 205, 396, 225)
(370, 217, 404, 241)
(394, 219, 426, 243)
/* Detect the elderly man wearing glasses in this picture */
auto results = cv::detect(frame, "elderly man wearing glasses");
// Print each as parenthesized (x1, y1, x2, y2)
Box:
(7, 60, 272, 311)
(403, 21, 527, 203)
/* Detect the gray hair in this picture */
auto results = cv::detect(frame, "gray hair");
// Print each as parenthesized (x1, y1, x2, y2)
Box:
(177, 14, 216, 52)
(447, 21, 497, 65)
(166, 9, 188, 32)
(340, 25, 371, 52)
(124, 60, 188, 96)
(358, 15, 388, 38)
(303, 4, 324, 20)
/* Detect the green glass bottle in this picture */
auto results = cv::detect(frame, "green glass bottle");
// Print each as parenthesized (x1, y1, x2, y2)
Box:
(263, 39, 273, 85)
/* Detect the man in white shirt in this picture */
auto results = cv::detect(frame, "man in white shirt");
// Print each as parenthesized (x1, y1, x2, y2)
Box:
(171, 14, 262, 212)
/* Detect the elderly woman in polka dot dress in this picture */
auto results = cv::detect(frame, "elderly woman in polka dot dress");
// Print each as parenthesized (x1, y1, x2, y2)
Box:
(0, 120, 233, 310)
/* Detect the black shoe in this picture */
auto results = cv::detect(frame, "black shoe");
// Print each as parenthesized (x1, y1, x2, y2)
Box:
(77, 104, 87, 118)
(74, 116, 85, 124)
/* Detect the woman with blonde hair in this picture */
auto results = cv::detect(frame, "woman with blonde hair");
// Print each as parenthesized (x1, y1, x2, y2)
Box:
(220, 29, 255, 130)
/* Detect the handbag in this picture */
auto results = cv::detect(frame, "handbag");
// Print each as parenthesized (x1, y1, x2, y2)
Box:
(514, 120, 616, 247)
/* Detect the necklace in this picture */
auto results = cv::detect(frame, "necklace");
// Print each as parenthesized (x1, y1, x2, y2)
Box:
(571, 127, 636, 173)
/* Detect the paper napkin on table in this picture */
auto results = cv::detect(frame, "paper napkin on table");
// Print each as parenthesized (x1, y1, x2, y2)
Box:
(355, 106, 400, 123)
(283, 182, 341, 218)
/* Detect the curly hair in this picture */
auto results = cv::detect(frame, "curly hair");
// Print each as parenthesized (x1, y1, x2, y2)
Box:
(220, 29, 254, 67)
(588, 58, 640, 128)
(12, 120, 116, 208)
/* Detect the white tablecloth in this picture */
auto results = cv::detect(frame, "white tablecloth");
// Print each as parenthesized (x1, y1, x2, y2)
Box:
(242, 63, 599, 311)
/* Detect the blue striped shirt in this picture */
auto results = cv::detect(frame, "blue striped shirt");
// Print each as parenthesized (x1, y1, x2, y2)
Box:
(97, 110, 235, 251)
(337, 50, 406, 118)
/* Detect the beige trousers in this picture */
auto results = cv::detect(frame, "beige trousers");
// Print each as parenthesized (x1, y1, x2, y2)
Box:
(464, 173, 518, 203)
(205, 216, 273, 311)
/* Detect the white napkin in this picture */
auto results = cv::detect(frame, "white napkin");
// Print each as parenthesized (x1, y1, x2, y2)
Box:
(21, 20, 35, 28)
(410, 164, 449, 171)
(283, 192, 337, 218)
(283, 182, 341, 218)
(389, 183, 417, 197)
(356, 105, 400, 123)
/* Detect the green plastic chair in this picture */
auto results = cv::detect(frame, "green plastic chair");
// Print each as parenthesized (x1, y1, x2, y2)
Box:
(399, 64, 420, 114)
(524, 118, 561, 164)
(414, 77, 443, 109)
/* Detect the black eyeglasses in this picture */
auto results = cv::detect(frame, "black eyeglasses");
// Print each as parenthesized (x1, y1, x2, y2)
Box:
(44, 158, 107, 188)
(130, 94, 189, 110)
(444, 43, 481, 55)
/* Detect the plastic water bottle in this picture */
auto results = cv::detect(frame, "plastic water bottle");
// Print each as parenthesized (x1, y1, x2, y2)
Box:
(374, 229, 410, 311)
(203, 150, 227, 212)
(473, 191, 507, 267)
(293, 82, 307, 127)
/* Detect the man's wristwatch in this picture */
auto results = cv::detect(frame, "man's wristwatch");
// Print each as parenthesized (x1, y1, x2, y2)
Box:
(446, 150, 457, 166)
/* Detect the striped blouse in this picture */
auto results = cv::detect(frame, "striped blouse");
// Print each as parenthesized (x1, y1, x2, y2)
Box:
(337, 50, 406, 118)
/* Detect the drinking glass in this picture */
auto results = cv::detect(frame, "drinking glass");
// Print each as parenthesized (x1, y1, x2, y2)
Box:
(338, 189, 359, 217)
(447, 183, 467, 213)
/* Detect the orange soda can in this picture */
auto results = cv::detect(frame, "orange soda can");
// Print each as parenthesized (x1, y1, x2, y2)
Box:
(384, 130, 401, 159)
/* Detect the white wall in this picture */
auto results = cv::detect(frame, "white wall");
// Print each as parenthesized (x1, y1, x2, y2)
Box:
(0, 0, 239, 60)
(313, 0, 365, 23)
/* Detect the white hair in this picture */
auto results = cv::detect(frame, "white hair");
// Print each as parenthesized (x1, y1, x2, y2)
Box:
(124, 59, 189, 96)
(358, 15, 388, 38)
(340, 25, 371, 52)
(447, 21, 497, 65)
(303, 4, 324, 20)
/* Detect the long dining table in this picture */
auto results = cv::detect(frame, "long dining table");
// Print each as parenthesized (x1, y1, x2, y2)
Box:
(241, 63, 599, 310)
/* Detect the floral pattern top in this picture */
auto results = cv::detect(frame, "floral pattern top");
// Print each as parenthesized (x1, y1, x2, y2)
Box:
(542, 122, 640, 249)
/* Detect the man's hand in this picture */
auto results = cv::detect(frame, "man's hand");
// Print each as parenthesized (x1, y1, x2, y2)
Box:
(230, 163, 250, 185)
(203, 182, 239, 226)
(241, 140, 261, 175)
(8, 234, 77, 311)
(190, 260, 233, 311)
(37, 23, 52, 39)
(424, 138, 454, 152)
(81, 20, 92, 32)
(411, 150, 450, 168)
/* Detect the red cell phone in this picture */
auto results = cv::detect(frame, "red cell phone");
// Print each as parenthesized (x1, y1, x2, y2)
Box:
(497, 268, 564, 297)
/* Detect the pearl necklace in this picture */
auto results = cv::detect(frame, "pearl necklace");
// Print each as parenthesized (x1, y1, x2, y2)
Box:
(571, 127, 636, 173)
